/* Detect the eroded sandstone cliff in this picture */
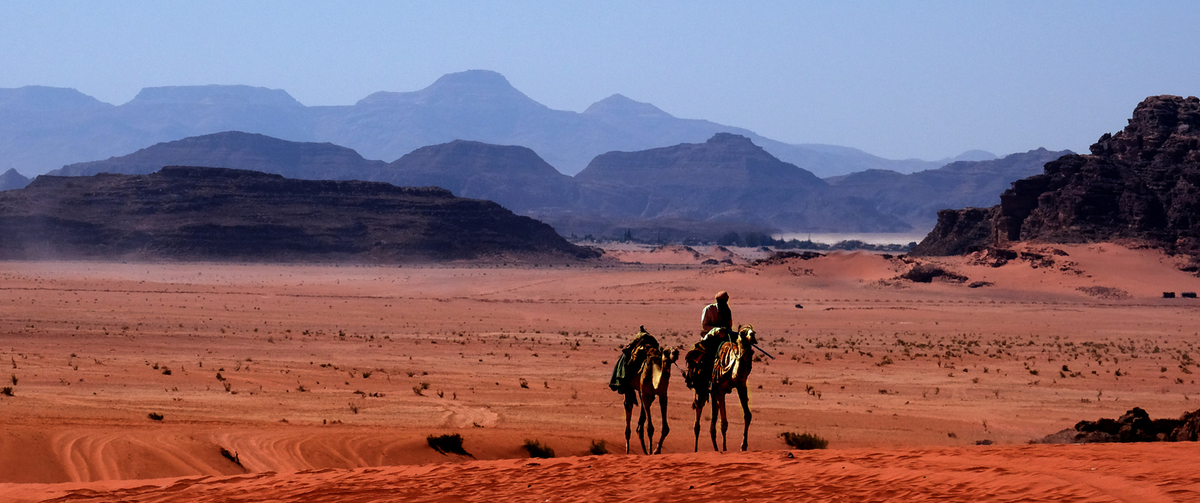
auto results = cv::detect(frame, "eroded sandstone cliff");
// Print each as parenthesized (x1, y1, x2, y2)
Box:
(912, 95, 1200, 257)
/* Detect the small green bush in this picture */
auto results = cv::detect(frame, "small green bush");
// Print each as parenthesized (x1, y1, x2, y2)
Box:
(588, 439, 609, 455)
(523, 438, 555, 458)
(780, 431, 828, 450)
(427, 433, 471, 456)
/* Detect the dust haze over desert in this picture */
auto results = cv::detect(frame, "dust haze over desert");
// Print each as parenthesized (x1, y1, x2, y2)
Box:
(3, 3, 1200, 502)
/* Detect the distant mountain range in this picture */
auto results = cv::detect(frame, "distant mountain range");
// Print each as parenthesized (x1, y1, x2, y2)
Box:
(0, 70, 990, 178)
(826, 148, 1071, 230)
(39, 130, 1063, 238)
(0, 166, 597, 262)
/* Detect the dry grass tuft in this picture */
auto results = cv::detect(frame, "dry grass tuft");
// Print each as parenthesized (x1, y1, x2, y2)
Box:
(780, 431, 828, 450)
(522, 438, 555, 458)
(427, 433, 471, 456)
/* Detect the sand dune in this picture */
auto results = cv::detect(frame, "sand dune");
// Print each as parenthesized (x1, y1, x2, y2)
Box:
(1, 243, 1199, 500)
(5, 444, 1199, 502)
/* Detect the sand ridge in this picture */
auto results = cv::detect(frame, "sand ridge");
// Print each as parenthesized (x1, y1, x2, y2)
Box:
(5, 444, 1199, 502)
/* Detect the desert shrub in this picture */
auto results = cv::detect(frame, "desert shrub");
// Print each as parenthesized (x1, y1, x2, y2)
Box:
(427, 433, 471, 456)
(519, 378, 529, 389)
(219, 447, 243, 467)
(523, 438, 555, 458)
(588, 439, 609, 455)
(1, 386, 13, 397)
(780, 431, 828, 450)
(148, 412, 164, 421)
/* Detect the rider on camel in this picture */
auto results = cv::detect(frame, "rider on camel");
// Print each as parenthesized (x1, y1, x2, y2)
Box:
(686, 291, 733, 394)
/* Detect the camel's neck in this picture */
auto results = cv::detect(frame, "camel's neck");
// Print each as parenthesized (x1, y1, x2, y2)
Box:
(732, 339, 754, 378)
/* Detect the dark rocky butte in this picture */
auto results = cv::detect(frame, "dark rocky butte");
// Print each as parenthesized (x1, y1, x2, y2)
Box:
(0, 167, 599, 262)
(912, 95, 1200, 257)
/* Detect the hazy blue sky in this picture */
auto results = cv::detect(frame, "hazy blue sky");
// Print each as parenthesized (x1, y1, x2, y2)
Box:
(2, 1, 1197, 161)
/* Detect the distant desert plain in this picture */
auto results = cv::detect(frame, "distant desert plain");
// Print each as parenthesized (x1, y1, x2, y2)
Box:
(2, 242, 1200, 501)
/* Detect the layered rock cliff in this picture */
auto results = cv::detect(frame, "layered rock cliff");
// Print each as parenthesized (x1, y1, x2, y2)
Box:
(0, 167, 599, 262)
(912, 95, 1200, 256)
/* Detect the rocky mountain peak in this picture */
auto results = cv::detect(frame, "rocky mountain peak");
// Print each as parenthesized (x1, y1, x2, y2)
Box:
(0, 168, 31, 191)
(583, 94, 672, 119)
(706, 132, 758, 148)
(429, 69, 515, 91)
(947, 150, 999, 163)
(126, 85, 304, 108)
(50, 131, 384, 179)
(394, 140, 561, 177)
(0, 86, 112, 111)
(357, 70, 540, 109)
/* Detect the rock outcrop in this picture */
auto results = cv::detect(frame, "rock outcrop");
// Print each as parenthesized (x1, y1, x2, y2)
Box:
(911, 207, 998, 255)
(913, 96, 1200, 257)
(1035, 407, 1200, 444)
(0, 167, 599, 262)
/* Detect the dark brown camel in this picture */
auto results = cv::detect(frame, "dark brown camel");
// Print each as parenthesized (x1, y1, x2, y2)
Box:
(624, 345, 679, 454)
(690, 325, 756, 452)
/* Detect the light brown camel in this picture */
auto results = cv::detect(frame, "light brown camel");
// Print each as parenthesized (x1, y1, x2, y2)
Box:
(690, 325, 756, 452)
(624, 345, 679, 454)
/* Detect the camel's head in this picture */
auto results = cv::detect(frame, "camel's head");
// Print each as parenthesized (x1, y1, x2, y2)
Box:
(662, 347, 679, 365)
(738, 324, 757, 347)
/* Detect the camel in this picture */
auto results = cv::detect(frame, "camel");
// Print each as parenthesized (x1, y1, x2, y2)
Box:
(690, 325, 756, 452)
(623, 345, 679, 454)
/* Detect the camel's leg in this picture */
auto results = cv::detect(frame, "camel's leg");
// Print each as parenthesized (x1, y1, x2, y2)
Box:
(655, 391, 670, 454)
(718, 392, 730, 452)
(640, 393, 654, 455)
(624, 391, 635, 454)
(737, 384, 752, 451)
(692, 393, 706, 452)
(709, 392, 722, 451)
